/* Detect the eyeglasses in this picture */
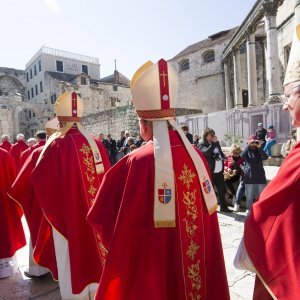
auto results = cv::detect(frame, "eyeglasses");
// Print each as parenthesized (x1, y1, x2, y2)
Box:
(284, 84, 300, 109)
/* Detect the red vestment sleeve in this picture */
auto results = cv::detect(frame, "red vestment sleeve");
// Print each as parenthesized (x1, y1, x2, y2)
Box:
(244, 142, 300, 299)
(8, 147, 57, 277)
(0, 149, 26, 258)
(87, 156, 132, 249)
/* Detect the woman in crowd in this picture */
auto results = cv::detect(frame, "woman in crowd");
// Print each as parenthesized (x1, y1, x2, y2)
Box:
(224, 144, 244, 211)
(198, 128, 232, 212)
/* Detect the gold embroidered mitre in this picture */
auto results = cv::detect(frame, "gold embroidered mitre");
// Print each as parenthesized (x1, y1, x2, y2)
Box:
(54, 92, 84, 122)
(284, 5, 300, 86)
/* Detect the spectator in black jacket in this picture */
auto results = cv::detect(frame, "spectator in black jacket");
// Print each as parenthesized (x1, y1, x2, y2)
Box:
(255, 123, 267, 149)
(107, 134, 117, 165)
(116, 131, 126, 161)
(181, 125, 193, 144)
(198, 128, 232, 213)
(98, 132, 110, 153)
(241, 135, 268, 211)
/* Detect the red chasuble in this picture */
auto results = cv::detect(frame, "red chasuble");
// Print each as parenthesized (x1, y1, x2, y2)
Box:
(9, 140, 29, 172)
(244, 142, 300, 300)
(0, 140, 12, 152)
(88, 130, 229, 300)
(8, 145, 57, 277)
(19, 140, 46, 169)
(30, 127, 110, 294)
(0, 148, 26, 258)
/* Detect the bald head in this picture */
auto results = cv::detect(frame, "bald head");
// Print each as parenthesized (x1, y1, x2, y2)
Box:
(1, 135, 10, 142)
(16, 134, 25, 141)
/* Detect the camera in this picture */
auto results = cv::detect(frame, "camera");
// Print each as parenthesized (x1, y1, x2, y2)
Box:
(254, 140, 260, 145)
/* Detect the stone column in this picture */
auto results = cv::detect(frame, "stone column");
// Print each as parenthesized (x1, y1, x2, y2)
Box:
(232, 47, 243, 108)
(224, 58, 233, 110)
(264, 1, 282, 104)
(246, 29, 258, 106)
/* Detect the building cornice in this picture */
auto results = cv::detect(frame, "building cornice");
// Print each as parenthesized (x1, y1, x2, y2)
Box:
(222, 0, 283, 59)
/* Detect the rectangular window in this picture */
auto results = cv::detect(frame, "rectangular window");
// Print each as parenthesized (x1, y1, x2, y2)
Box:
(81, 76, 87, 85)
(34, 65, 37, 76)
(40, 81, 43, 93)
(51, 94, 57, 104)
(110, 97, 116, 107)
(82, 64, 88, 74)
(38, 60, 42, 72)
(27, 90, 30, 100)
(56, 60, 64, 72)
(30, 69, 33, 79)
(26, 72, 29, 82)
(31, 87, 34, 98)
(29, 111, 31, 118)
(35, 84, 38, 95)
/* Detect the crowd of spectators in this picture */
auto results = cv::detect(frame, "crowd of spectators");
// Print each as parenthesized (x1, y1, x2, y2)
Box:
(97, 130, 145, 166)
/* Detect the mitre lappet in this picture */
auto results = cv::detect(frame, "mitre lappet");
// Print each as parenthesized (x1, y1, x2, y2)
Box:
(37, 92, 104, 174)
(284, 3, 300, 88)
(131, 59, 218, 228)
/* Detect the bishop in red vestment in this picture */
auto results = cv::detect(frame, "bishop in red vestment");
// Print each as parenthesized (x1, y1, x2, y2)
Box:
(9, 145, 53, 278)
(9, 134, 29, 171)
(0, 148, 26, 278)
(30, 92, 110, 300)
(0, 135, 12, 152)
(88, 59, 229, 300)
(234, 7, 300, 299)
(19, 130, 46, 168)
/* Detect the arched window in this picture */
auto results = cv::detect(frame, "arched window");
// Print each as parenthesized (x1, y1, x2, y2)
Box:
(179, 59, 190, 72)
(203, 50, 215, 63)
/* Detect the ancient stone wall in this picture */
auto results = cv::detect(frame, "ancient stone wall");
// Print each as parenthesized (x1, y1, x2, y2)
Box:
(83, 105, 202, 140)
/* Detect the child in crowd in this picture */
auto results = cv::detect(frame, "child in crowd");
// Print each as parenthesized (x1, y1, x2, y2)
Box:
(263, 125, 276, 158)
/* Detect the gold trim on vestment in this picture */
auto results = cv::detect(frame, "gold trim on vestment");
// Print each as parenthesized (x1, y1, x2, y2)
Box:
(178, 164, 202, 299)
(137, 108, 175, 119)
(57, 116, 81, 122)
(154, 220, 176, 228)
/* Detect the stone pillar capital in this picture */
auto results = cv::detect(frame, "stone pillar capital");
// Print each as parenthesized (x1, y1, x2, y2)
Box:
(263, 1, 278, 17)
(244, 27, 256, 39)
(231, 47, 239, 56)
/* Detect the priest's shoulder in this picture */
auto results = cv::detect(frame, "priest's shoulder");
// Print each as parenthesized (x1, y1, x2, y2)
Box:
(281, 141, 300, 180)
(126, 142, 154, 164)
(31, 145, 44, 156)
(0, 147, 10, 158)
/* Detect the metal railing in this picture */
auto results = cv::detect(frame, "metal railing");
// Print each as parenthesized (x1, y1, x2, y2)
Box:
(26, 46, 99, 68)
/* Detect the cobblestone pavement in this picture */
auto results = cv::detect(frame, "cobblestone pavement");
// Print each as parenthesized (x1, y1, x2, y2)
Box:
(0, 211, 255, 300)
(218, 210, 255, 300)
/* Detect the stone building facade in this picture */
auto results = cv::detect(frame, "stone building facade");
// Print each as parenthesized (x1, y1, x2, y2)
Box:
(0, 47, 134, 140)
(169, 28, 238, 113)
(174, 0, 296, 146)
(0, 68, 44, 139)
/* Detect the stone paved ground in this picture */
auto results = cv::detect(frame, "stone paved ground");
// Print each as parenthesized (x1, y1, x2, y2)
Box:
(0, 211, 255, 300)
(218, 210, 255, 300)
(2, 163, 280, 299)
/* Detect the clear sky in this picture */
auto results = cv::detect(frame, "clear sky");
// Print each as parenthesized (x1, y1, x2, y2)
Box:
(1, 0, 255, 79)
